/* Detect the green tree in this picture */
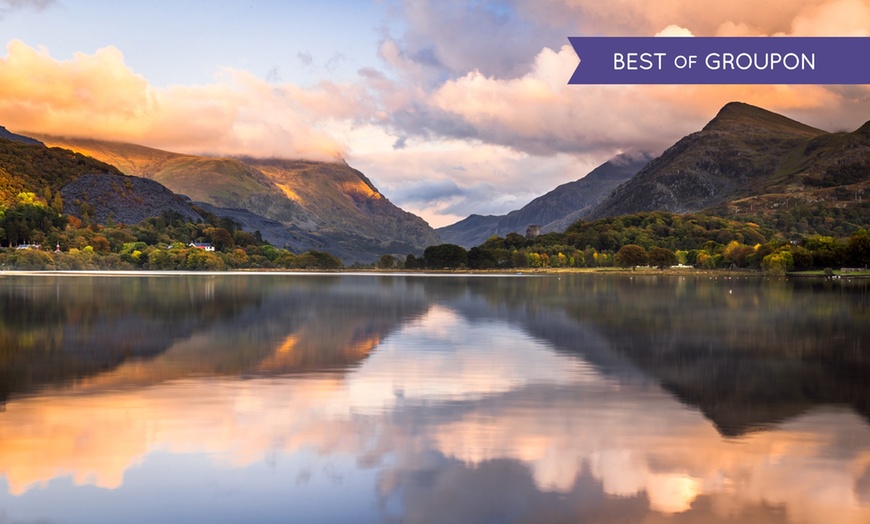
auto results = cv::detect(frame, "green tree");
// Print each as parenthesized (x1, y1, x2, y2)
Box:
(377, 254, 396, 270)
(51, 193, 64, 214)
(789, 246, 814, 271)
(206, 227, 235, 251)
(723, 241, 755, 268)
(511, 250, 528, 268)
(467, 246, 497, 269)
(762, 250, 794, 276)
(185, 249, 226, 271)
(648, 246, 677, 270)
(307, 250, 343, 269)
(424, 244, 467, 269)
(614, 244, 648, 269)
(846, 229, 870, 267)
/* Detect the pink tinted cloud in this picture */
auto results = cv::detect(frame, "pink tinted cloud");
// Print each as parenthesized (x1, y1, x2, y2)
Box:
(378, 0, 870, 161)
(0, 40, 367, 161)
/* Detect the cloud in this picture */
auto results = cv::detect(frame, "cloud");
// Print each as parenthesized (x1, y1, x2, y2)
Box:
(388, 179, 535, 224)
(789, 0, 870, 36)
(366, 1, 870, 162)
(383, 0, 560, 83)
(345, 130, 594, 226)
(380, 0, 865, 89)
(0, 40, 371, 161)
(656, 24, 694, 36)
(5, 0, 870, 228)
(513, 0, 842, 37)
(297, 51, 313, 66)
(390, 179, 466, 204)
(0, 0, 54, 17)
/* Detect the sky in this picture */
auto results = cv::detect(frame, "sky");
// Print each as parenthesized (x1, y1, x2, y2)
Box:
(1, 0, 870, 227)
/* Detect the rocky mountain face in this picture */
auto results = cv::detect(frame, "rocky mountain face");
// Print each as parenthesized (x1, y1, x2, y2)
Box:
(438, 152, 654, 248)
(586, 102, 870, 219)
(0, 136, 203, 225)
(33, 136, 441, 263)
(60, 174, 204, 225)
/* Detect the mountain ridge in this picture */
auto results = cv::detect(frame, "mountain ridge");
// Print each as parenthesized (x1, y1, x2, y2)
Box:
(585, 101, 869, 221)
(30, 134, 441, 263)
(0, 126, 43, 146)
(438, 151, 654, 248)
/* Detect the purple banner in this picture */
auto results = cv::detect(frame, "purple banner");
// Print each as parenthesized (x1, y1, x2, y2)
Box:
(567, 37, 870, 85)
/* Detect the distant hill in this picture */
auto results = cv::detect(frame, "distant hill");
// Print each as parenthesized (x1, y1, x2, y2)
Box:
(436, 214, 502, 249)
(32, 135, 441, 263)
(438, 152, 654, 248)
(587, 102, 869, 222)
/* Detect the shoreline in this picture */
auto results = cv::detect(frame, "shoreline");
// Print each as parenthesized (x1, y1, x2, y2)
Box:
(2, 267, 866, 278)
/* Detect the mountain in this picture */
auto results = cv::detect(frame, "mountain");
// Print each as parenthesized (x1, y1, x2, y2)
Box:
(438, 152, 654, 248)
(0, 126, 42, 146)
(0, 137, 205, 226)
(586, 102, 870, 220)
(0, 136, 121, 205)
(32, 135, 441, 263)
(60, 173, 204, 225)
(436, 214, 502, 249)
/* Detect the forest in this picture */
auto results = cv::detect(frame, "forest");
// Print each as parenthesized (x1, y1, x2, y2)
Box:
(0, 192, 342, 270)
(392, 211, 870, 275)
(3, 191, 868, 273)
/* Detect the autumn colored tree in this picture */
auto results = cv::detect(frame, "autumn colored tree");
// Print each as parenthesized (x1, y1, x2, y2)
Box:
(761, 250, 794, 276)
(205, 227, 235, 251)
(648, 247, 677, 270)
(614, 244, 648, 269)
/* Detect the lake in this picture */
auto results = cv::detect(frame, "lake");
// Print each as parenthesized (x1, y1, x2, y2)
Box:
(0, 272, 868, 523)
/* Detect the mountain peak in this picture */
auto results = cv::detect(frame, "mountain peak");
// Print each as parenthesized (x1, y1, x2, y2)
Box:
(607, 150, 657, 168)
(703, 101, 825, 137)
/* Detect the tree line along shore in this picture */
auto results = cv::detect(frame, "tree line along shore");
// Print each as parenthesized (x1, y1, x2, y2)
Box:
(2, 193, 868, 275)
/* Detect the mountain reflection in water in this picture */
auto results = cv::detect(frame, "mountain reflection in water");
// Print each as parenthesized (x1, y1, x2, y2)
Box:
(0, 273, 867, 524)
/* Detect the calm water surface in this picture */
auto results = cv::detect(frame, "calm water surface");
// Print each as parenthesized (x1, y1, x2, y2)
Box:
(0, 273, 868, 523)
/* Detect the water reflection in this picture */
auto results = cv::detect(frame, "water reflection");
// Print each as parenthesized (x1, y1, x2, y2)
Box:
(0, 273, 867, 524)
